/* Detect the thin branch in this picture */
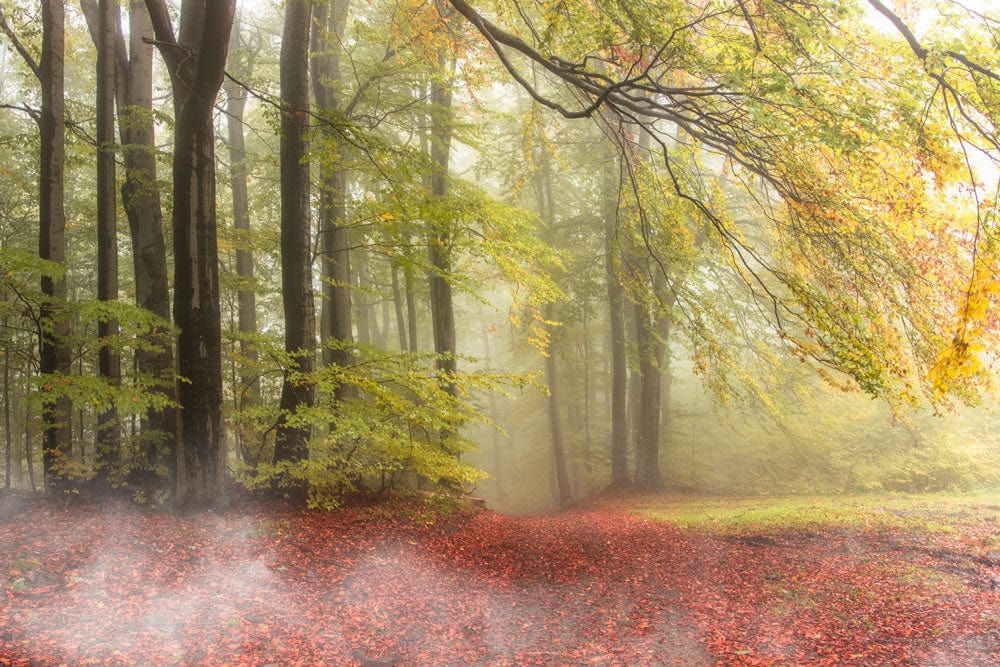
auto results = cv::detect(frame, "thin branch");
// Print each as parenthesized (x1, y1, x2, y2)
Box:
(0, 8, 40, 79)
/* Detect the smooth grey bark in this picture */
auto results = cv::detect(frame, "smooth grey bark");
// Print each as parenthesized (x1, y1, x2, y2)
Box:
(38, 0, 73, 492)
(354, 255, 372, 345)
(391, 265, 408, 350)
(603, 159, 629, 488)
(223, 18, 260, 410)
(633, 295, 664, 491)
(145, 0, 235, 508)
(83, 0, 177, 487)
(3, 340, 10, 489)
(272, 0, 315, 502)
(405, 268, 418, 352)
(480, 325, 504, 501)
(312, 0, 354, 380)
(24, 403, 35, 492)
(536, 148, 572, 507)
(428, 58, 457, 396)
(95, 0, 121, 479)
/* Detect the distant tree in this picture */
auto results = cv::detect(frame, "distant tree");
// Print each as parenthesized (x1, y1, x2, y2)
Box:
(312, 0, 354, 381)
(223, 14, 260, 413)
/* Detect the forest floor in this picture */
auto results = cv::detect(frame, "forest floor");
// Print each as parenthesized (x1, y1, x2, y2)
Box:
(0, 491, 997, 666)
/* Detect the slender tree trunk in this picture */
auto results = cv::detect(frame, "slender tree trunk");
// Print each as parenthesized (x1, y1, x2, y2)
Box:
(633, 297, 664, 491)
(39, 0, 73, 493)
(3, 342, 10, 489)
(83, 0, 178, 489)
(604, 159, 629, 488)
(405, 267, 418, 352)
(355, 256, 372, 345)
(536, 147, 572, 507)
(480, 325, 504, 501)
(95, 0, 120, 482)
(272, 0, 315, 501)
(123, 0, 175, 488)
(580, 305, 593, 479)
(312, 0, 353, 380)
(391, 265, 408, 350)
(626, 305, 641, 458)
(428, 61, 457, 396)
(24, 403, 35, 493)
(224, 17, 259, 408)
(660, 310, 673, 483)
(146, 0, 236, 508)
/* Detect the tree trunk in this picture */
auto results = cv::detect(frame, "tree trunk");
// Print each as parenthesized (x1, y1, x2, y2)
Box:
(428, 58, 457, 396)
(405, 268, 418, 352)
(95, 0, 120, 482)
(391, 265, 408, 350)
(224, 17, 259, 409)
(604, 159, 629, 488)
(38, 0, 73, 493)
(633, 297, 664, 491)
(272, 0, 315, 501)
(536, 147, 572, 507)
(3, 341, 10, 489)
(83, 0, 177, 488)
(480, 326, 504, 501)
(145, 0, 235, 508)
(355, 255, 372, 345)
(626, 305, 641, 458)
(24, 403, 36, 493)
(312, 0, 353, 380)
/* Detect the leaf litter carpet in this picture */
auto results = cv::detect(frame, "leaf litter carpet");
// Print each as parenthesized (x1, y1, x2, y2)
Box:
(0, 495, 997, 665)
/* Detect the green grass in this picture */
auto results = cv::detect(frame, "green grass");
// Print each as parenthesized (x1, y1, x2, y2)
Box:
(629, 492, 1000, 536)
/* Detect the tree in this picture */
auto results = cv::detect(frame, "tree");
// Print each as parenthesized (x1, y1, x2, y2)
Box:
(145, 0, 235, 508)
(272, 0, 315, 499)
(223, 14, 260, 413)
(82, 0, 178, 488)
(427, 11, 457, 397)
(35, 0, 73, 491)
(603, 156, 628, 488)
(312, 0, 354, 380)
(93, 0, 120, 481)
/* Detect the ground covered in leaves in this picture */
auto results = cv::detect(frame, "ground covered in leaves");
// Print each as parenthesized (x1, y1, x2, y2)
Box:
(0, 492, 997, 666)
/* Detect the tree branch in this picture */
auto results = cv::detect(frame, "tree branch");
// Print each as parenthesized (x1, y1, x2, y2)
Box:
(0, 8, 40, 79)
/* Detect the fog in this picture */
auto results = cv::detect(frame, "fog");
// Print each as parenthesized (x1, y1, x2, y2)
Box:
(458, 288, 1000, 513)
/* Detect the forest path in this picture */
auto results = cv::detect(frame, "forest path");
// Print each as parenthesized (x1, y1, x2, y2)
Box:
(0, 493, 997, 665)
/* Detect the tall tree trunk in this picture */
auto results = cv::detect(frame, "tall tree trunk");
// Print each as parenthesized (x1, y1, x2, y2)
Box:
(122, 0, 175, 488)
(38, 0, 73, 493)
(312, 0, 353, 381)
(405, 267, 418, 352)
(633, 296, 664, 491)
(355, 256, 372, 345)
(428, 59, 457, 396)
(272, 0, 315, 501)
(83, 0, 178, 489)
(536, 148, 572, 507)
(660, 310, 673, 483)
(24, 403, 35, 493)
(95, 0, 120, 482)
(480, 325, 505, 501)
(626, 305, 641, 457)
(391, 265, 408, 350)
(224, 17, 259, 409)
(604, 159, 629, 488)
(3, 341, 10, 489)
(145, 0, 235, 508)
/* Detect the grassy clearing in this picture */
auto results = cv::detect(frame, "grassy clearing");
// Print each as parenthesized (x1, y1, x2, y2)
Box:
(623, 492, 1000, 538)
